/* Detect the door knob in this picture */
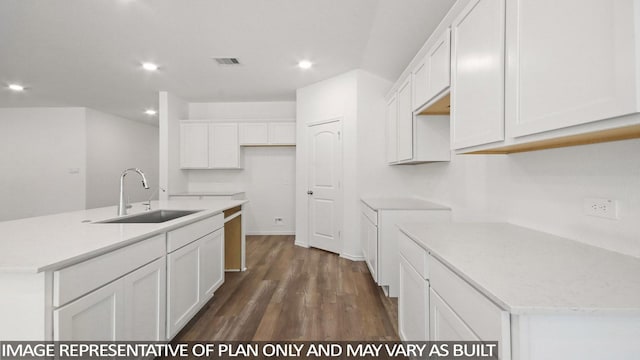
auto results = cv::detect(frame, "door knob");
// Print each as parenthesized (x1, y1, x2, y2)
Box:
(307, 190, 314, 195)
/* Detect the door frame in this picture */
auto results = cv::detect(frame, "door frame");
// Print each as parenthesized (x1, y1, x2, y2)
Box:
(306, 118, 344, 254)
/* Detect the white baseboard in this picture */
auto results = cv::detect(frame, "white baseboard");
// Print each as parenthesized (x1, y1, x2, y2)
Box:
(246, 230, 295, 236)
(340, 252, 365, 261)
(294, 241, 309, 248)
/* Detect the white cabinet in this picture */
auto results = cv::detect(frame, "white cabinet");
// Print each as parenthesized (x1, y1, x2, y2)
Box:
(180, 123, 209, 168)
(425, 28, 451, 104)
(506, 0, 639, 138)
(54, 279, 124, 341)
(360, 212, 378, 282)
(54, 257, 166, 341)
(387, 78, 451, 165)
(397, 77, 413, 162)
(209, 123, 240, 168)
(413, 28, 452, 111)
(360, 200, 450, 297)
(167, 228, 224, 339)
(239, 123, 268, 145)
(239, 122, 295, 146)
(167, 239, 200, 339)
(430, 289, 479, 341)
(199, 229, 225, 297)
(451, 0, 505, 150)
(386, 95, 398, 163)
(123, 257, 166, 341)
(398, 255, 429, 341)
(180, 122, 240, 169)
(268, 122, 296, 145)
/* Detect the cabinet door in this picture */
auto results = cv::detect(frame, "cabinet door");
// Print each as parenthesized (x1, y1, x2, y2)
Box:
(398, 256, 429, 341)
(386, 95, 399, 163)
(167, 240, 201, 339)
(239, 123, 268, 145)
(209, 123, 240, 168)
(361, 213, 378, 282)
(426, 28, 451, 102)
(430, 289, 479, 341)
(412, 58, 429, 111)
(397, 77, 413, 161)
(268, 122, 296, 145)
(180, 123, 209, 168)
(200, 229, 224, 298)
(451, 0, 505, 149)
(123, 257, 166, 341)
(54, 280, 124, 341)
(507, 0, 638, 137)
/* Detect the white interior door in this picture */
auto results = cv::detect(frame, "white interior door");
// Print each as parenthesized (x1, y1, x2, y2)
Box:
(307, 120, 342, 254)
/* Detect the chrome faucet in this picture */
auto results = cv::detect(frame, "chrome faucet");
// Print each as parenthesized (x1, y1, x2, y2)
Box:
(118, 168, 149, 216)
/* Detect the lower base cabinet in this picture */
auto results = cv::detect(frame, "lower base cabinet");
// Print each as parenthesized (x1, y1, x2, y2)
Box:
(430, 289, 479, 341)
(398, 255, 429, 341)
(167, 228, 224, 339)
(54, 257, 166, 341)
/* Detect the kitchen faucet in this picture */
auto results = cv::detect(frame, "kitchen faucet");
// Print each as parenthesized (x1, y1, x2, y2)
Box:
(118, 168, 149, 216)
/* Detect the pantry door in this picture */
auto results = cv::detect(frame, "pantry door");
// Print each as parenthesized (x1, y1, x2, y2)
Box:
(307, 120, 342, 254)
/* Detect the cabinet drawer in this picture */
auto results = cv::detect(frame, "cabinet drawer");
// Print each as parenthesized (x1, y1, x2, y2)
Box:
(54, 234, 165, 307)
(398, 231, 428, 279)
(167, 214, 223, 253)
(430, 256, 509, 346)
(361, 202, 378, 226)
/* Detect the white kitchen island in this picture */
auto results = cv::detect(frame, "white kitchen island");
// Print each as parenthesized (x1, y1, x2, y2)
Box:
(397, 222, 640, 360)
(0, 199, 247, 341)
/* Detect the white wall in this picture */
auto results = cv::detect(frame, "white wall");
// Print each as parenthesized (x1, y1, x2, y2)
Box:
(0, 108, 87, 221)
(159, 91, 189, 200)
(85, 109, 159, 209)
(296, 71, 361, 258)
(185, 101, 296, 235)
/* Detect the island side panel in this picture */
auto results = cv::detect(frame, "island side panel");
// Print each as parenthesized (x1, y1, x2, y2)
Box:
(0, 271, 51, 340)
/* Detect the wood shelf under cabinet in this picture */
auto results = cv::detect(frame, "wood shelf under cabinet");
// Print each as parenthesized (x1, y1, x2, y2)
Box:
(417, 93, 450, 116)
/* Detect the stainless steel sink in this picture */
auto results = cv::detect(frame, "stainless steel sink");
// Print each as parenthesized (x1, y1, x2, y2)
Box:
(96, 209, 202, 224)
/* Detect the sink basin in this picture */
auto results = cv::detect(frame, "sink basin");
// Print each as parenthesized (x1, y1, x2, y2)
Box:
(96, 209, 202, 224)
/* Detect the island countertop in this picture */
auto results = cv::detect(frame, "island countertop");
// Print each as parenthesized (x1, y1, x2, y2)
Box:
(398, 222, 640, 315)
(0, 199, 247, 273)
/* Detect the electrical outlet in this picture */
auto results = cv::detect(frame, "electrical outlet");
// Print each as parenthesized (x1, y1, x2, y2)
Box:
(583, 198, 618, 219)
(274, 217, 284, 225)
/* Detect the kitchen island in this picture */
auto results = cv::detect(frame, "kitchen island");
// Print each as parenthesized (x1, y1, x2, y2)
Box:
(0, 198, 247, 341)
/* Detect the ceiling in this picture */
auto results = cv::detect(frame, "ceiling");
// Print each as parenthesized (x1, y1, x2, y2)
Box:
(0, 0, 454, 123)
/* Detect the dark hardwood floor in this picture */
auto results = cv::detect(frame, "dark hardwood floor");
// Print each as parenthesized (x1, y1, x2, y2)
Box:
(174, 235, 399, 341)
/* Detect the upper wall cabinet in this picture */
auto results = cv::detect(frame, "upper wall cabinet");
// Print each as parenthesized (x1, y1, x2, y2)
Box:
(413, 28, 452, 112)
(450, 0, 505, 150)
(180, 122, 241, 169)
(505, 0, 640, 138)
(386, 95, 399, 163)
(238, 122, 296, 146)
(397, 77, 414, 162)
(180, 123, 209, 168)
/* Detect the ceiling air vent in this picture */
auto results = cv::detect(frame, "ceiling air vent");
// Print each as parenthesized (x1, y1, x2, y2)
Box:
(213, 57, 241, 66)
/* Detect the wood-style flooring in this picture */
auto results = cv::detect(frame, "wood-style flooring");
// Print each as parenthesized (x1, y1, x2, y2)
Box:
(174, 235, 399, 341)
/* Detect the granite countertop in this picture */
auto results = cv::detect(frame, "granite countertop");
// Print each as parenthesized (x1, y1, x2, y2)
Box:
(0, 199, 247, 273)
(362, 197, 450, 211)
(398, 222, 640, 315)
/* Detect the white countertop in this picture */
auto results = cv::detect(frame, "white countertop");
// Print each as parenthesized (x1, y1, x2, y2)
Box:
(361, 197, 450, 211)
(398, 222, 640, 315)
(170, 191, 245, 196)
(0, 199, 247, 273)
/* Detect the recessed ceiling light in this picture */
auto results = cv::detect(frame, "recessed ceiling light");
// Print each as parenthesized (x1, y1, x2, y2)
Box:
(298, 60, 313, 69)
(142, 62, 159, 71)
(8, 84, 25, 92)
(144, 109, 157, 116)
